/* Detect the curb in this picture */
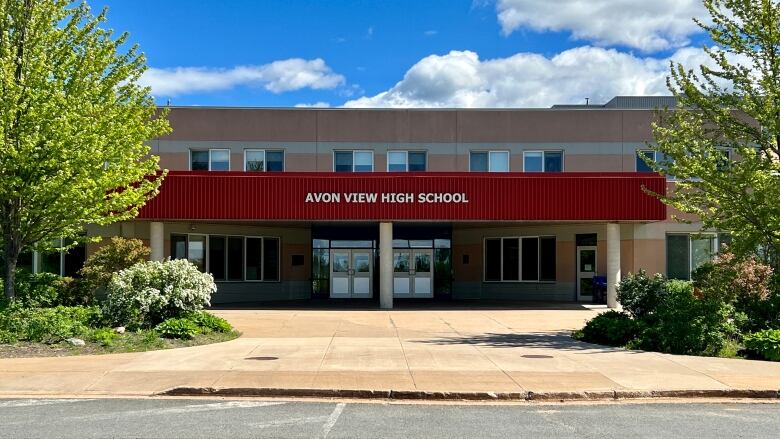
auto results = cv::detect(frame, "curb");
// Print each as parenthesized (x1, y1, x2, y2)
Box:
(159, 387, 780, 402)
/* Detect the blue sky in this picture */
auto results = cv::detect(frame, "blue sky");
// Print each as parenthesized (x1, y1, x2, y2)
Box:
(91, 0, 715, 108)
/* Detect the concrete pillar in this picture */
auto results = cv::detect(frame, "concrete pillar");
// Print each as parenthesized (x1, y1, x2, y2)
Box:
(606, 223, 621, 308)
(150, 221, 164, 262)
(379, 222, 393, 309)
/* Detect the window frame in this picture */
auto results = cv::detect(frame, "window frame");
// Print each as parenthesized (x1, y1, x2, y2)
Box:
(665, 232, 723, 280)
(243, 149, 286, 172)
(386, 150, 427, 172)
(333, 150, 374, 172)
(635, 149, 656, 173)
(189, 148, 231, 171)
(522, 150, 564, 172)
(170, 233, 280, 283)
(482, 235, 556, 283)
(469, 150, 510, 172)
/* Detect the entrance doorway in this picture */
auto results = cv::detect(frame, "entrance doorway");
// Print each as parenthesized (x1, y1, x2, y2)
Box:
(392, 249, 433, 298)
(330, 249, 373, 298)
(576, 246, 597, 301)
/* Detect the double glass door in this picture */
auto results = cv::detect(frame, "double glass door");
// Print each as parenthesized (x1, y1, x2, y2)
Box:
(392, 249, 433, 298)
(330, 249, 372, 298)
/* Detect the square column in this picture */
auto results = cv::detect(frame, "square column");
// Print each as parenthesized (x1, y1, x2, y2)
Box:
(606, 222, 621, 308)
(149, 221, 164, 262)
(379, 222, 393, 309)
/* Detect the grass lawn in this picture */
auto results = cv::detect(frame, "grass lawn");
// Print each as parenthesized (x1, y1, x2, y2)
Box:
(0, 330, 240, 358)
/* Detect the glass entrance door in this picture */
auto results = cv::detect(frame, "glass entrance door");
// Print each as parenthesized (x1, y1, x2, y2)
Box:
(393, 249, 433, 298)
(577, 246, 597, 301)
(330, 249, 373, 298)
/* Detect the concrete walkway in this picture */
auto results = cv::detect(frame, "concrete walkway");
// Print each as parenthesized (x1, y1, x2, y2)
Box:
(1, 305, 779, 398)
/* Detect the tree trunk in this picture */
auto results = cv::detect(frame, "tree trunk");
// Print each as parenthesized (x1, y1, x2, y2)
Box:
(3, 229, 18, 301)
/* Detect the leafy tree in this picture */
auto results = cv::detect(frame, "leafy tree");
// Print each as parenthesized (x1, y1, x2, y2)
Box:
(648, 0, 780, 268)
(0, 1, 169, 300)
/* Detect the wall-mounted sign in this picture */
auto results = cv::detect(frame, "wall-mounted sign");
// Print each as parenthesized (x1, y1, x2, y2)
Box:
(305, 192, 470, 204)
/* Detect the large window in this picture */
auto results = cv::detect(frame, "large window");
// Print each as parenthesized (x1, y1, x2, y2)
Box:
(666, 233, 729, 280)
(470, 151, 509, 172)
(190, 149, 230, 171)
(171, 234, 279, 282)
(387, 151, 426, 171)
(484, 236, 556, 282)
(523, 151, 563, 172)
(37, 238, 86, 277)
(244, 149, 284, 172)
(334, 150, 374, 172)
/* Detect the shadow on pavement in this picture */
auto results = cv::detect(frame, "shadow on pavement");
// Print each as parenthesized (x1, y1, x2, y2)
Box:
(414, 331, 634, 353)
(211, 299, 601, 312)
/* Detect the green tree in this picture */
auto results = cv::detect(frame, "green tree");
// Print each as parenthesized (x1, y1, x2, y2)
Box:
(648, 0, 780, 267)
(0, 1, 170, 300)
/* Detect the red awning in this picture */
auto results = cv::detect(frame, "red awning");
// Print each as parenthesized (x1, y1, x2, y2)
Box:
(137, 171, 666, 222)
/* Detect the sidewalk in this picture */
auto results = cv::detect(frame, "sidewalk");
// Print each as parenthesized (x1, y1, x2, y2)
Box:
(1, 306, 779, 400)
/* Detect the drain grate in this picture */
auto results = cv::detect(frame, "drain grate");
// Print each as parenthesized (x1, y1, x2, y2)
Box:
(245, 356, 279, 361)
(521, 354, 553, 359)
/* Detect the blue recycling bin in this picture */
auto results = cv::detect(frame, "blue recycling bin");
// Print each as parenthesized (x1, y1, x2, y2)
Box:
(592, 275, 607, 304)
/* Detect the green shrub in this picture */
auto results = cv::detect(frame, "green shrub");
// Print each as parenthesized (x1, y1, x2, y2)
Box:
(617, 270, 667, 321)
(743, 329, 780, 361)
(155, 317, 200, 339)
(635, 280, 735, 356)
(185, 311, 232, 334)
(79, 237, 151, 299)
(13, 271, 62, 308)
(0, 305, 101, 343)
(103, 259, 216, 329)
(574, 310, 640, 346)
(88, 328, 118, 347)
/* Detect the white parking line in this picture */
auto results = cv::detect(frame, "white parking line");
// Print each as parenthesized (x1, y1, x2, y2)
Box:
(317, 403, 346, 439)
(72, 400, 287, 420)
(0, 399, 93, 408)
(249, 415, 330, 429)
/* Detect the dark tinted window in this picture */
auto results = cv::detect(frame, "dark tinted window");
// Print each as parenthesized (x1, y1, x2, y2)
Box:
(266, 150, 284, 172)
(208, 236, 226, 281)
(540, 237, 556, 281)
(502, 238, 519, 281)
(263, 238, 280, 281)
(227, 237, 244, 281)
(667, 235, 691, 280)
(636, 150, 654, 172)
(190, 151, 209, 170)
(576, 233, 598, 246)
(544, 152, 563, 172)
(334, 151, 353, 172)
(245, 238, 263, 281)
(171, 234, 187, 260)
(408, 152, 426, 171)
(521, 237, 539, 281)
(485, 239, 501, 281)
(470, 152, 488, 172)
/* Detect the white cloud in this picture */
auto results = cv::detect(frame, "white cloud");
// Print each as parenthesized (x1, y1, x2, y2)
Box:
(496, 0, 706, 52)
(141, 58, 345, 97)
(295, 102, 331, 108)
(343, 47, 732, 108)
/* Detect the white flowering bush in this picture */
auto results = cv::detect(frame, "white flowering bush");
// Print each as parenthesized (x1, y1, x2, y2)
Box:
(103, 259, 216, 328)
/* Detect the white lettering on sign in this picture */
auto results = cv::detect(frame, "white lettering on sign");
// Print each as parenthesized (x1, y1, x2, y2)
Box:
(304, 192, 469, 204)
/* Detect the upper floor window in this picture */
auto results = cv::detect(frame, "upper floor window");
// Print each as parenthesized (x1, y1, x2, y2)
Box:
(636, 150, 655, 172)
(334, 150, 373, 172)
(523, 151, 563, 172)
(387, 151, 427, 172)
(470, 151, 509, 172)
(716, 148, 732, 172)
(244, 149, 284, 172)
(191, 149, 229, 171)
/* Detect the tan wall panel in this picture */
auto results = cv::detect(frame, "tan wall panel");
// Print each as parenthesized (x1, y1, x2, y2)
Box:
(565, 154, 624, 172)
(620, 110, 656, 142)
(282, 243, 310, 281)
(453, 243, 482, 281)
(633, 239, 665, 275)
(621, 239, 635, 275)
(285, 153, 319, 171)
(557, 240, 576, 282)
(158, 152, 189, 171)
(427, 154, 461, 171)
(162, 108, 318, 142)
